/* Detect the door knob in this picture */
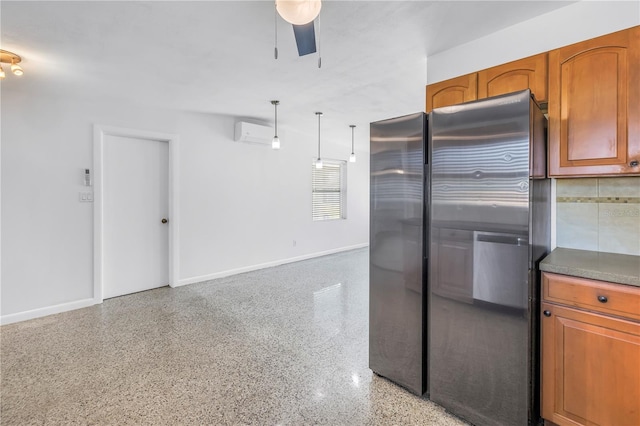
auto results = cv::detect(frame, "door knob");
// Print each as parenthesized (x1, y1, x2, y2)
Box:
(161, 218, 168, 224)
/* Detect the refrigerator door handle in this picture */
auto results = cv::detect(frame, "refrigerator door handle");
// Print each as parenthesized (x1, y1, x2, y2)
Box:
(424, 164, 430, 260)
(475, 233, 527, 246)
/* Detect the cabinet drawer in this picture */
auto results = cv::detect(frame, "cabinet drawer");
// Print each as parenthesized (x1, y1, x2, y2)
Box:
(542, 272, 640, 321)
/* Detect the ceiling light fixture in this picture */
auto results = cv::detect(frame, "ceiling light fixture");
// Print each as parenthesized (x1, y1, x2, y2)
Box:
(0, 50, 24, 79)
(349, 125, 356, 163)
(315, 112, 323, 169)
(271, 100, 281, 150)
(11, 61, 23, 76)
(275, 0, 322, 25)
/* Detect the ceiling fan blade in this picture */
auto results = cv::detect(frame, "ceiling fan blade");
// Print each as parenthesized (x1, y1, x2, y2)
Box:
(292, 22, 317, 56)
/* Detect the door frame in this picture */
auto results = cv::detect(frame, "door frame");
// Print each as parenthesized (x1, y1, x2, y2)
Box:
(93, 125, 180, 304)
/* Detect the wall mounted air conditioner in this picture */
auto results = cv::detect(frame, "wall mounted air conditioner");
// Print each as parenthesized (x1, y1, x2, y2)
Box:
(234, 121, 273, 145)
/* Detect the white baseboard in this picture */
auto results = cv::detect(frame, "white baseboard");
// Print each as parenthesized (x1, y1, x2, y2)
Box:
(1, 244, 369, 325)
(176, 243, 369, 287)
(1, 298, 96, 326)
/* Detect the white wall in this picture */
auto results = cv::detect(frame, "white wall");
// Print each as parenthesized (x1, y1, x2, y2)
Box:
(427, 1, 640, 84)
(1, 90, 369, 323)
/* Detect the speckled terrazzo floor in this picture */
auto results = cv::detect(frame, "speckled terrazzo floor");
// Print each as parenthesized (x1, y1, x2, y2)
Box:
(1, 248, 467, 425)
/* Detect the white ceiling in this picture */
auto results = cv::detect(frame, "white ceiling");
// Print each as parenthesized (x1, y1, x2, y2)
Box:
(1, 1, 574, 140)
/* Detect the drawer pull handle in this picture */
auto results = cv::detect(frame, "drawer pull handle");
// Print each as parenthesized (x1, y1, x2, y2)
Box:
(630, 160, 639, 167)
(597, 295, 608, 303)
(543, 310, 551, 317)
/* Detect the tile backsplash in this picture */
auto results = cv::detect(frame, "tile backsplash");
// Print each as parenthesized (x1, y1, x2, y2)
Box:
(556, 177, 640, 255)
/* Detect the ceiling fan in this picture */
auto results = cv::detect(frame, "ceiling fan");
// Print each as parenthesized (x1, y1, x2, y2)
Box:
(275, 0, 322, 65)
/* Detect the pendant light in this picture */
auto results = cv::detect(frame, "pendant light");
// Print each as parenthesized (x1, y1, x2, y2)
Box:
(271, 100, 280, 150)
(349, 125, 356, 163)
(315, 112, 323, 169)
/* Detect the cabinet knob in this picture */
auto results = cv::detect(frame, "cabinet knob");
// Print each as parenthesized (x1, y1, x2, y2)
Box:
(597, 295, 608, 303)
(630, 160, 639, 167)
(543, 310, 551, 317)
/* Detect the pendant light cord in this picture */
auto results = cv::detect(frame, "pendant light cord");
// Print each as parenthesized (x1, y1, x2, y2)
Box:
(317, 13, 322, 68)
(274, 4, 279, 60)
(317, 112, 322, 159)
(274, 102, 278, 136)
(352, 126, 355, 153)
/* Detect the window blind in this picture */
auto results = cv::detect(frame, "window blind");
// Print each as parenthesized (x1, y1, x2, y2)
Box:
(312, 161, 346, 221)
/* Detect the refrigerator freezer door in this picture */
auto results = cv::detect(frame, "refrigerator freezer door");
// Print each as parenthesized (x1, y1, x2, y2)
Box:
(369, 112, 426, 396)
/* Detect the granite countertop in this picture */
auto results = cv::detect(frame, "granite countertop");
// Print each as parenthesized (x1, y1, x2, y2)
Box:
(540, 248, 640, 287)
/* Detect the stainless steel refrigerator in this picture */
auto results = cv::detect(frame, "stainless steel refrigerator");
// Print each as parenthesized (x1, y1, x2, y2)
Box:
(369, 90, 550, 424)
(369, 112, 427, 396)
(428, 89, 550, 426)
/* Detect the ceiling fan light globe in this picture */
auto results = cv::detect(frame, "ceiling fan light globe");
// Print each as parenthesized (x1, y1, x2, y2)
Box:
(276, 0, 322, 25)
(349, 153, 356, 163)
(11, 64, 23, 76)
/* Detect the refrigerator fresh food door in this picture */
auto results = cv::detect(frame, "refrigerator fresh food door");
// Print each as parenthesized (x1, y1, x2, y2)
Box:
(429, 90, 535, 426)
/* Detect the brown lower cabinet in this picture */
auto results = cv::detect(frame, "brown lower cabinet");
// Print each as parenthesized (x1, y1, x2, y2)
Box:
(541, 272, 640, 426)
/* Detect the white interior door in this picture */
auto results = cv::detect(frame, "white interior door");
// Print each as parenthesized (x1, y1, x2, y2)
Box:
(103, 134, 169, 299)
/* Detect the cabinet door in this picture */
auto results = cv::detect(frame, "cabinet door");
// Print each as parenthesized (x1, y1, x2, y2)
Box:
(541, 303, 640, 426)
(425, 73, 477, 113)
(478, 53, 548, 102)
(548, 26, 640, 176)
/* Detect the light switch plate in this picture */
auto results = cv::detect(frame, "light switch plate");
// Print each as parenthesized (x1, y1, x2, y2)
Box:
(79, 192, 94, 202)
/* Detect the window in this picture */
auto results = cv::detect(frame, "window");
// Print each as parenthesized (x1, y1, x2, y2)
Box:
(312, 160, 346, 221)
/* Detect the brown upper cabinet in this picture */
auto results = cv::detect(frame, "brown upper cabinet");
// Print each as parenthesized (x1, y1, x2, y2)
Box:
(425, 73, 477, 113)
(548, 26, 640, 176)
(426, 53, 547, 113)
(477, 53, 548, 103)
(426, 25, 639, 177)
